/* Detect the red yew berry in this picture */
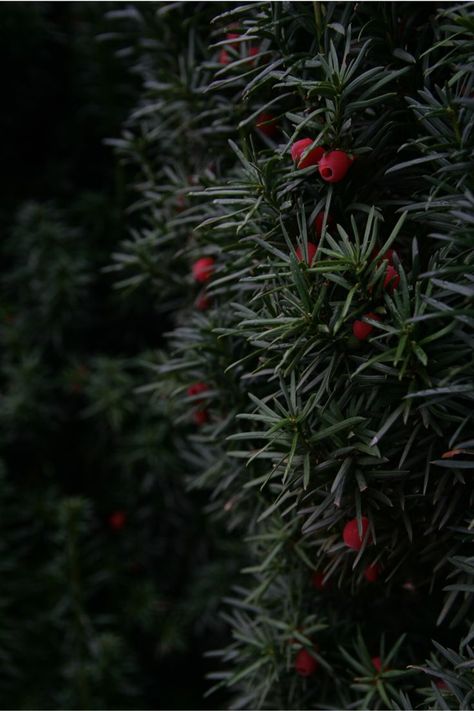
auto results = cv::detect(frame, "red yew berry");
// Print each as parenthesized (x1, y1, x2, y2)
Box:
(295, 648, 318, 677)
(372, 247, 396, 265)
(436, 680, 447, 690)
(193, 410, 208, 426)
(108, 511, 126, 531)
(219, 48, 230, 65)
(192, 257, 215, 283)
(352, 312, 381, 341)
(364, 563, 380, 583)
(247, 46, 260, 64)
(343, 516, 371, 550)
(311, 571, 328, 591)
(384, 264, 400, 292)
(196, 292, 211, 311)
(295, 242, 317, 265)
(187, 382, 209, 401)
(318, 150, 353, 183)
(255, 112, 279, 138)
(372, 656, 382, 673)
(314, 211, 334, 237)
(291, 139, 325, 169)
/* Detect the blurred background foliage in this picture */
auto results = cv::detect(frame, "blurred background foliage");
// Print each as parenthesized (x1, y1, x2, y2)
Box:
(0, 3, 232, 708)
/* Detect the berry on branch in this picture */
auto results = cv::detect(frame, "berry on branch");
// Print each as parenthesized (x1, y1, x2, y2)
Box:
(193, 410, 209, 426)
(352, 313, 381, 341)
(318, 150, 353, 183)
(195, 292, 211, 311)
(192, 257, 215, 283)
(372, 656, 383, 673)
(364, 563, 380, 583)
(255, 112, 279, 138)
(291, 139, 325, 169)
(384, 264, 400, 292)
(314, 211, 334, 236)
(295, 648, 318, 677)
(108, 511, 126, 531)
(187, 382, 209, 401)
(343, 516, 371, 550)
(295, 242, 318, 265)
(312, 571, 329, 590)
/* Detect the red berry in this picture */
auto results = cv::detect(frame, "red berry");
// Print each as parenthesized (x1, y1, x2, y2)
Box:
(295, 648, 318, 677)
(364, 563, 380, 583)
(318, 150, 353, 183)
(372, 247, 396, 265)
(193, 410, 208, 426)
(248, 46, 260, 64)
(291, 139, 325, 169)
(314, 211, 334, 236)
(108, 511, 126, 531)
(311, 572, 326, 591)
(352, 312, 381, 341)
(295, 242, 317, 265)
(196, 292, 211, 311)
(187, 382, 209, 401)
(436, 679, 447, 690)
(256, 112, 279, 138)
(192, 257, 215, 283)
(343, 516, 371, 550)
(219, 48, 230, 65)
(372, 656, 382, 673)
(226, 32, 239, 46)
(384, 265, 400, 292)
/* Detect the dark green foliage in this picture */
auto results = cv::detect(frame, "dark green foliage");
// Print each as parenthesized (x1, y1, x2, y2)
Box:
(113, 2, 474, 709)
(0, 5, 232, 708)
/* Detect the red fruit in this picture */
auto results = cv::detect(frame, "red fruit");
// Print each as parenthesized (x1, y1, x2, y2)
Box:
(343, 516, 371, 550)
(311, 572, 326, 591)
(318, 150, 353, 183)
(291, 139, 325, 169)
(364, 563, 380, 583)
(352, 312, 381, 341)
(219, 48, 230, 65)
(373, 247, 396, 265)
(436, 679, 447, 690)
(295, 242, 318, 265)
(187, 382, 209, 401)
(192, 257, 215, 283)
(314, 211, 334, 237)
(372, 656, 382, 673)
(295, 648, 318, 677)
(256, 112, 279, 138)
(384, 265, 400, 292)
(226, 32, 239, 46)
(196, 292, 211, 311)
(248, 46, 260, 64)
(193, 410, 208, 426)
(108, 511, 126, 531)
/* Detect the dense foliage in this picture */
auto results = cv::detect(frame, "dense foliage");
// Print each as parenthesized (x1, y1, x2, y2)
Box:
(112, 2, 474, 709)
(0, 5, 228, 708)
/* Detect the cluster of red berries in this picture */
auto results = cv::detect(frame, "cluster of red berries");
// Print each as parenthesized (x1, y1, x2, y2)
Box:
(291, 138, 354, 183)
(187, 381, 210, 426)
